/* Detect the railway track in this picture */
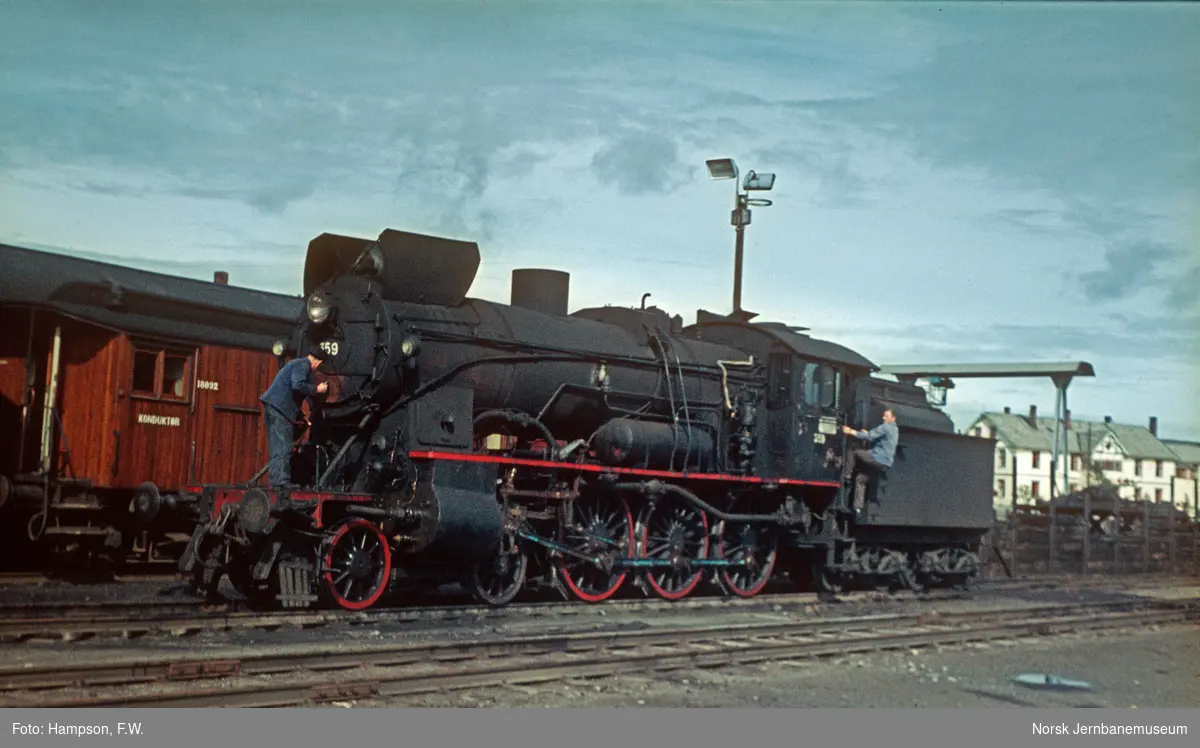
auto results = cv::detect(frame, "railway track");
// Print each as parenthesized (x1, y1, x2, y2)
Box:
(0, 574, 1172, 644)
(0, 587, 971, 644)
(1, 598, 1194, 708)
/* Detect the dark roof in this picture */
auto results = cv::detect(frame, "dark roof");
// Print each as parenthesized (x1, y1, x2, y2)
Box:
(1162, 439, 1200, 467)
(684, 320, 877, 370)
(970, 411, 1179, 460)
(0, 243, 303, 351)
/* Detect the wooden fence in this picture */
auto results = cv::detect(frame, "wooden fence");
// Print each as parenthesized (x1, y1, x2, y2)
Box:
(981, 503, 1200, 579)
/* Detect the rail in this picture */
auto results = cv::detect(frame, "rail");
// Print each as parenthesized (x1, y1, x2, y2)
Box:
(1, 599, 1193, 708)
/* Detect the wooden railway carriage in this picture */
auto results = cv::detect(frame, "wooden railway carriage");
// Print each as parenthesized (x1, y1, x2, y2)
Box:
(176, 227, 997, 610)
(0, 243, 302, 570)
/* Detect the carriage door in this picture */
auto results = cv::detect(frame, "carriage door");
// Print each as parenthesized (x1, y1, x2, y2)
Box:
(190, 347, 276, 485)
(120, 342, 195, 488)
(797, 361, 842, 483)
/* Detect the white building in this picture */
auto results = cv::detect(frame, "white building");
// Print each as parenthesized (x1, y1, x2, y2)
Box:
(1162, 438, 1200, 520)
(966, 407, 1196, 519)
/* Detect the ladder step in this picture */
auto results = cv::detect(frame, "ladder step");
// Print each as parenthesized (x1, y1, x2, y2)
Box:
(52, 502, 104, 511)
(44, 526, 113, 537)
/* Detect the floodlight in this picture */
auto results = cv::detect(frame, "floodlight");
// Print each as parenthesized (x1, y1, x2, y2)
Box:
(743, 170, 775, 191)
(706, 158, 738, 180)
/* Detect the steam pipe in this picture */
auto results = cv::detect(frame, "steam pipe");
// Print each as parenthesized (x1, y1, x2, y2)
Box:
(610, 480, 782, 524)
(316, 410, 376, 488)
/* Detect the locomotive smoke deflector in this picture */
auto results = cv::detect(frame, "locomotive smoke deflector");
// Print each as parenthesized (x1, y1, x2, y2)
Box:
(303, 228, 481, 306)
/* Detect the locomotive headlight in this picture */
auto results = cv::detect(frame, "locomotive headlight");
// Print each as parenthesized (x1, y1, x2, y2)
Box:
(271, 339, 287, 357)
(400, 336, 420, 357)
(306, 292, 333, 324)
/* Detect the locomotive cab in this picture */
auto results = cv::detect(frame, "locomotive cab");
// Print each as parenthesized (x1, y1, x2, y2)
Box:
(682, 318, 875, 486)
(758, 344, 846, 482)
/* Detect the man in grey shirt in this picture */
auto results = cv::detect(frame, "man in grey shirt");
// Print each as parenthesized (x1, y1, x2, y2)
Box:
(842, 409, 899, 509)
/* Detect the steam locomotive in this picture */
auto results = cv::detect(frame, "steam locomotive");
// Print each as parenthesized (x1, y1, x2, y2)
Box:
(177, 229, 996, 610)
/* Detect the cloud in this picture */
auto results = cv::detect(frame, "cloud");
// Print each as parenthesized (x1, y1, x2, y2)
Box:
(1078, 241, 1178, 303)
(1167, 265, 1200, 312)
(806, 6, 1199, 319)
(1, 2, 1196, 438)
(0, 2, 933, 226)
(589, 131, 693, 195)
(824, 312, 1200, 375)
(821, 8, 1200, 206)
(985, 207, 1076, 236)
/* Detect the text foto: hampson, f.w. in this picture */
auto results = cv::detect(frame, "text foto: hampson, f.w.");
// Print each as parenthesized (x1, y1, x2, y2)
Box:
(13, 722, 145, 737)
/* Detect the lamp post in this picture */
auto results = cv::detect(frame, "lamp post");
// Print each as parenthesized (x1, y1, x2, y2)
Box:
(705, 158, 776, 318)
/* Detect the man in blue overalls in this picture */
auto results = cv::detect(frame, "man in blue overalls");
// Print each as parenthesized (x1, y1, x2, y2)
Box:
(259, 347, 328, 489)
(842, 409, 899, 510)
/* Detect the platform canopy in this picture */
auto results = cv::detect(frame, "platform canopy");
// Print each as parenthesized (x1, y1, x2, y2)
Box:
(879, 361, 1095, 384)
(877, 361, 1097, 503)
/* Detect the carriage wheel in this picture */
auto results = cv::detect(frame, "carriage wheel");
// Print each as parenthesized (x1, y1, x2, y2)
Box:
(320, 518, 391, 611)
(467, 537, 528, 607)
(717, 505, 777, 599)
(642, 495, 709, 601)
(557, 493, 635, 603)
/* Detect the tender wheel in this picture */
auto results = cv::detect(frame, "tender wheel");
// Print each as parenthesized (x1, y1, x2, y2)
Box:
(948, 549, 979, 591)
(468, 536, 528, 607)
(320, 518, 391, 611)
(641, 494, 709, 601)
(717, 507, 777, 598)
(898, 564, 926, 593)
(557, 493, 635, 603)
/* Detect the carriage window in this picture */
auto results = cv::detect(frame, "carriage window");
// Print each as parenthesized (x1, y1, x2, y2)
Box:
(132, 350, 159, 394)
(130, 345, 194, 401)
(162, 355, 190, 400)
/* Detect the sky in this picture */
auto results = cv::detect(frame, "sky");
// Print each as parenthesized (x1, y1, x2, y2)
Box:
(2, 0, 1198, 440)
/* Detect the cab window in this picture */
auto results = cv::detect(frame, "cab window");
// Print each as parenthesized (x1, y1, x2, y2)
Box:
(803, 363, 839, 409)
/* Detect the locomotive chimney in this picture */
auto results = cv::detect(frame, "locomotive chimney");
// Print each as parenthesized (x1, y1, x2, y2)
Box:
(213, 271, 229, 285)
(1148, 416, 1157, 436)
(1003, 406, 1011, 415)
(1104, 415, 1113, 424)
(511, 269, 570, 317)
(1027, 404, 1037, 427)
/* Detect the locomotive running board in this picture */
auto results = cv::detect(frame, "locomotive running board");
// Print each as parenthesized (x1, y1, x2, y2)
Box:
(407, 450, 840, 488)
